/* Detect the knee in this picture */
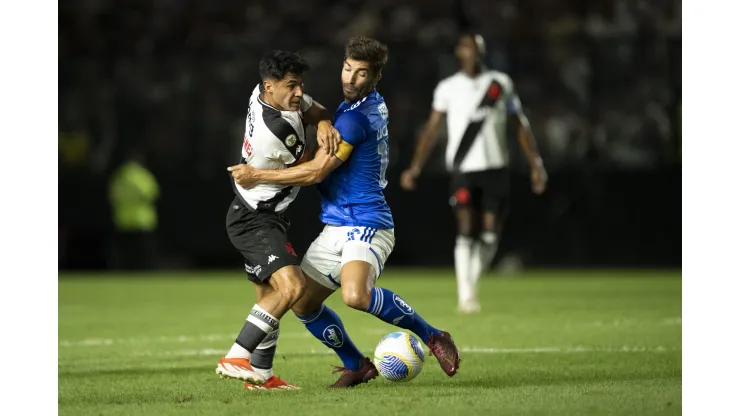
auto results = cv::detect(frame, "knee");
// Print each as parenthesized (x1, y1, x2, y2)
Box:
(456, 214, 474, 237)
(278, 272, 306, 304)
(291, 300, 315, 317)
(292, 293, 323, 317)
(341, 286, 371, 310)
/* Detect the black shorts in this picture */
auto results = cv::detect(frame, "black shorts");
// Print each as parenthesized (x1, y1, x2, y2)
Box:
(450, 168, 510, 213)
(225, 197, 300, 283)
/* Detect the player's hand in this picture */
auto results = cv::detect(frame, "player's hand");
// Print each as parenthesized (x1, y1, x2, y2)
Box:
(400, 169, 417, 191)
(227, 164, 259, 189)
(531, 166, 548, 195)
(316, 120, 341, 155)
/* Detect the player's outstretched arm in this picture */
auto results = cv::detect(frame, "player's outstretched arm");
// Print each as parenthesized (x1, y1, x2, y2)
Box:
(229, 142, 352, 188)
(400, 109, 445, 190)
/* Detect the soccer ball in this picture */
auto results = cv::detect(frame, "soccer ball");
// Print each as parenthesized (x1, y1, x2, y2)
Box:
(373, 331, 425, 381)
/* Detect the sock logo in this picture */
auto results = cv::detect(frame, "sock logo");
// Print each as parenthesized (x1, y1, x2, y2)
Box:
(322, 324, 344, 347)
(250, 309, 279, 329)
(393, 294, 414, 315)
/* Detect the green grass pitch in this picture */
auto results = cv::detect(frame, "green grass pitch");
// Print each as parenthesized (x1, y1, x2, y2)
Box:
(59, 269, 681, 416)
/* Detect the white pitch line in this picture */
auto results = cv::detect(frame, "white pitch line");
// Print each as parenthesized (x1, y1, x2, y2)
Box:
(130, 345, 679, 358)
(59, 328, 390, 348)
(59, 319, 681, 348)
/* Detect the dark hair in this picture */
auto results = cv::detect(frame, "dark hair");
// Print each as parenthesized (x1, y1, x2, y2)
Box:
(344, 36, 388, 76)
(259, 50, 310, 81)
(458, 31, 486, 56)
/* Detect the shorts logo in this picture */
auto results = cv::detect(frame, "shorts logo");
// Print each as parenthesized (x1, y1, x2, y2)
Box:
(322, 324, 344, 347)
(393, 294, 414, 315)
(267, 255, 279, 264)
(347, 228, 362, 241)
(245, 264, 262, 276)
(455, 188, 471, 205)
(285, 134, 297, 147)
(285, 242, 297, 257)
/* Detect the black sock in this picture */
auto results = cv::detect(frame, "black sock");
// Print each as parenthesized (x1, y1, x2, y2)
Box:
(235, 305, 279, 353)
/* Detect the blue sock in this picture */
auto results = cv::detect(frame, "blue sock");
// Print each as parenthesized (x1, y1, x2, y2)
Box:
(366, 287, 442, 343)
(295, 304, 365, 371)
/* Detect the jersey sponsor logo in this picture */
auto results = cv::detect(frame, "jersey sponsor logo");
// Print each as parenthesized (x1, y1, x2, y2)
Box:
(243, 133, 254, 156)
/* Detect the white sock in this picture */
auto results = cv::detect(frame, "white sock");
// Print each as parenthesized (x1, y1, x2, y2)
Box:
(476, 231, 499, 284)
(254, 366, 273, 380)
(469, 241, 483, 298)
(225, 342, 251, 359)
(454, 235, 474, 305)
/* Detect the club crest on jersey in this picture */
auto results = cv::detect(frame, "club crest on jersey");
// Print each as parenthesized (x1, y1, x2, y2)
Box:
(285, 134, 297, 147)
(393, 294, 414, 315)
(487, 82, 502, 99)
(322, 324, 344, 347)
(377, 102, 388, 120)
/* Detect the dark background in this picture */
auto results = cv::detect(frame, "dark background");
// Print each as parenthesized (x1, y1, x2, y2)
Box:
(58, 0, 681, 271)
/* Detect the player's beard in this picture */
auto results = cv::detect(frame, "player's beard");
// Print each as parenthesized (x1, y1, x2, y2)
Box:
(342, 82, 373, 102)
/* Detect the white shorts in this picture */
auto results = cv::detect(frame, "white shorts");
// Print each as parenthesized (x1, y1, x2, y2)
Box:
(301, 225, 395, 291)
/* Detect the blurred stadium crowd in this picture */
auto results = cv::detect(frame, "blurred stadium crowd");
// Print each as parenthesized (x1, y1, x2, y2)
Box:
(59, 0, 681, 176)
(58, 0, 681, 270)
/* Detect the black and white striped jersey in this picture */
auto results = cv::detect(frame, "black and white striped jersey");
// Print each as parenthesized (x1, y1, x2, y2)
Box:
(233, 84, 312, 212)
(432, 70, 521, 173)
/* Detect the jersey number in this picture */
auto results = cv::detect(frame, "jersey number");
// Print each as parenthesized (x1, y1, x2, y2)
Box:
(377, 140, 389, 188)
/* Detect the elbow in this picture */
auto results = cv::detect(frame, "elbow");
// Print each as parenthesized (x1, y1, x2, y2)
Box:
(312, 169, 329, 184)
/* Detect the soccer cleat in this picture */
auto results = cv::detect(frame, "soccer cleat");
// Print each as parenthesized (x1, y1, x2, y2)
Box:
(329, 357, 379, 388)
(215, 357, 266, 385)
(245, 376, 301, 390)
(458, 299, 481, 314)
(426, 331, 460, 376)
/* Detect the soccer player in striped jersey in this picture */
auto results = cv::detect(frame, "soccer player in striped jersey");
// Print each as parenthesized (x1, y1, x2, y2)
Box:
(401, 32, 548, 314)
(230, 37, 460, 388)
(218, 50, 341, 390)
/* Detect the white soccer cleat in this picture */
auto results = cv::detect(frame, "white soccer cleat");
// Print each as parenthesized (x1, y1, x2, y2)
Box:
(216, 357, 266, 385)
(458, 299, 481, 314)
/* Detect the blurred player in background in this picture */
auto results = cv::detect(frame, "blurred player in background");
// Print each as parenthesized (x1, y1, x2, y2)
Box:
(218, 50, 341, 390)
(231, 37, 461, 388)
(400, 31, 548, 314)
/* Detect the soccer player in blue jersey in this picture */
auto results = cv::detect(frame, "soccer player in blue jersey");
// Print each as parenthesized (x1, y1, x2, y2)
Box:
(230, 37, 460, 388)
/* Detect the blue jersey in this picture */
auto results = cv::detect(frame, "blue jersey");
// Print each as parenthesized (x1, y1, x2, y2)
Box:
(318, 90, 395, 229)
